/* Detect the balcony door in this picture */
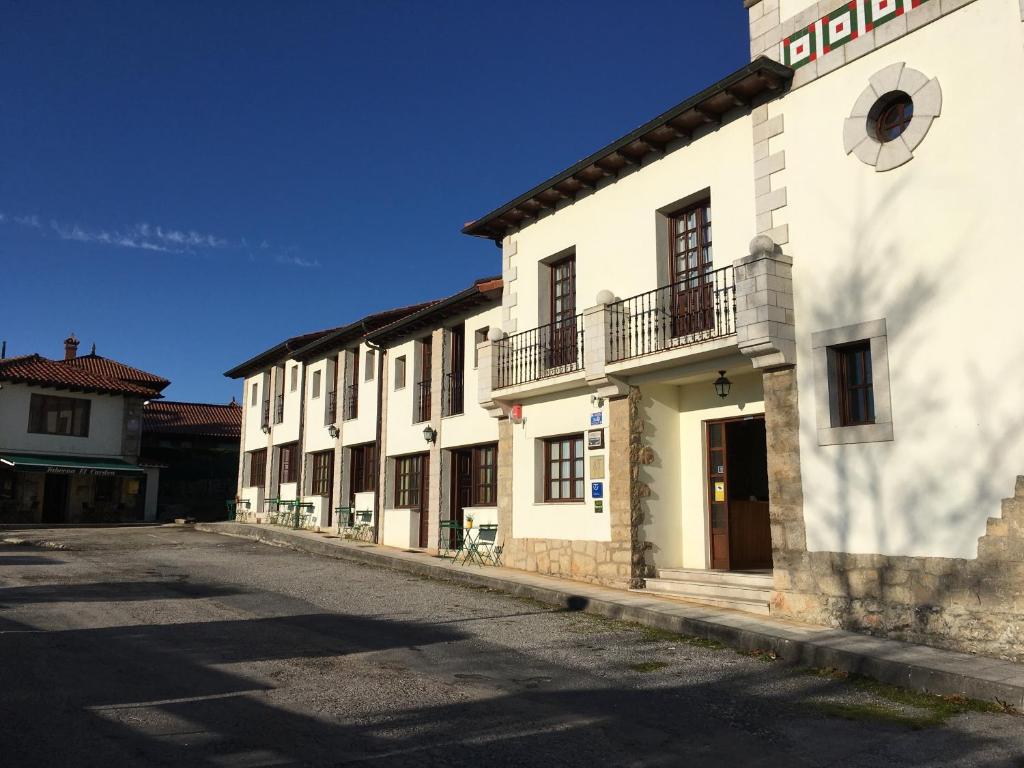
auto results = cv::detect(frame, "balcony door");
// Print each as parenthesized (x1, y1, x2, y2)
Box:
(670, 201, 715, 337)
(548, 255, 577, 368)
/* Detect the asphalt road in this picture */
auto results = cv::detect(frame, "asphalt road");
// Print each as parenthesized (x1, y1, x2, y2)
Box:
(1, 527, 1022, 768)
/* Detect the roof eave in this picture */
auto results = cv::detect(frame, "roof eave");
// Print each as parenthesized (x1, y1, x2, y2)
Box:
(461, 57, 793, 241)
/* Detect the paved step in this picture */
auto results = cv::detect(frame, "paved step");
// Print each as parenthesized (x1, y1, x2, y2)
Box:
(656, 568, 774, 589)
(641, 582, 771, 615)
(645, 577, 772, 604)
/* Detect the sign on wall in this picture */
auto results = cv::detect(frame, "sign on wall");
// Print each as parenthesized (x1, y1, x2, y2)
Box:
(587, 429, 605, 450)
(591, 481, 604, 499)
(590, 412, 603, 426)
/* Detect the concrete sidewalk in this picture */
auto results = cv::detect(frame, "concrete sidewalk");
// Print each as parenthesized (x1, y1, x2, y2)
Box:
(195, 521, 1024, 708)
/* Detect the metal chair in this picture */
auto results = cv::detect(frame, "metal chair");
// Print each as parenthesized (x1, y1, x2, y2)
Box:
(438, 520, 464, 558)
(353, 510, 374, 541)
(335, 506, 354, 536)
(460, 524, 502, 566)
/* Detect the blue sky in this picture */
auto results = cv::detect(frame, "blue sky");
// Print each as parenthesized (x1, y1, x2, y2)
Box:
(1, 1, 748, 403)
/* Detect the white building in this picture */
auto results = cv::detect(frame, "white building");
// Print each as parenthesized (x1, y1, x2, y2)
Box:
(0, 336, 166, 522)
(460, 0, 1024, 660)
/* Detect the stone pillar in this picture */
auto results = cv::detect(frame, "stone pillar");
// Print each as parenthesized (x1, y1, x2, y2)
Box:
(496, 417, 516, 562)
(607, 388, 646, 589)
(734, 235, 796, 370)
(426, 328, 444, 553)
(583, 297, 628, 399)
(476, 331, 504, 418)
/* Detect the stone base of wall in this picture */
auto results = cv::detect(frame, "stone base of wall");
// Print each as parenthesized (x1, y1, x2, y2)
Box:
(496, 389, 646, 590)
(762, 365, 1024, 663)
(772, 477, 1024, 663)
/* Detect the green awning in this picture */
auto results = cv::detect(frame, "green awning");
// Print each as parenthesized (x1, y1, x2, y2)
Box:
(0, 454, 145, 476)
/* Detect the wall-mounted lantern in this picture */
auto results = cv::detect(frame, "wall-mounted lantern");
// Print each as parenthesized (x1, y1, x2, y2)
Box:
(713, 370, 732, 400)
(422, 425, 437, 444)
(327, 424, 340, 439)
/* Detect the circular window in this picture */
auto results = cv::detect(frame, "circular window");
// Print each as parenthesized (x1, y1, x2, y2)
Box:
(868, 92, 914, 143)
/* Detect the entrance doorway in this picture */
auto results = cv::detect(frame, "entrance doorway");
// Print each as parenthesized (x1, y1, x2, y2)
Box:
(450, 449, 473, 549)
(706, 416, 771, 571)
(42, 474, 69, 524)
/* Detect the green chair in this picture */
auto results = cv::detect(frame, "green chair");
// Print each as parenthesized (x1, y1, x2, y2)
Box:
(353, 510, 374, 541)
(438, 520, 464, 558)
(461, 524, 502, 567)
(335, 506, 354, 535)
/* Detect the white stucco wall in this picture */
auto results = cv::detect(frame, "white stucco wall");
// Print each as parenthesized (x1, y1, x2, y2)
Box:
(0, 383, 127, 458)
(781, 0, 1024, 558)
(303, 356, 336, 454)
(778, 0, 817, 21)
(381, 507, 418, 548)
(242, 372, 268, 455)
(440, 304, 503, 450)
(271, 360, 302, 446)
(504, 115, 755, 334)
(341, 342, 379, 447)
(383, 337, 422, 457)
(511, 390, 610, 542)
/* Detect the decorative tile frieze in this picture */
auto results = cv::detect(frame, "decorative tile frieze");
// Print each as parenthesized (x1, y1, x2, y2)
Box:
(783, 0, 934, 69)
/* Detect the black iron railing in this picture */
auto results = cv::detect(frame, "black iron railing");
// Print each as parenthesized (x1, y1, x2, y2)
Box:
(261, 399, 270, 428)
(327, 390, 337, 424)
(495, 314, 585, 389)
(442, 371, 464, 417)
(414, 380, 432, 423)
(607, 266, 736, 363)
(343, 383, 358, 421)
(273, 394, 285, 424)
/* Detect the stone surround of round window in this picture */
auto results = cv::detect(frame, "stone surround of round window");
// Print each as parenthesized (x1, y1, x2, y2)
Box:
(843, 63, 942, 172)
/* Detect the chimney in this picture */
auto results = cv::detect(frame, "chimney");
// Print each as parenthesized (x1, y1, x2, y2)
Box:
(64, 334, 79, 360)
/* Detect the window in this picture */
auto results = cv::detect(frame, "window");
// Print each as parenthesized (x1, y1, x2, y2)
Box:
(549, 256, 578, 368)
(670, 199, 714, 336)
(344, 347, 359, 420)
(311, 370, 321, 399)
(543, 434, 585, 502)
(414, 337, 432, 423)
(394, 355, 407, 390)
(395, 454, 425, 509)
(290, 365, 298, 392)
(279, 443, 299, 484)
(443, 325, 465, 417)
(365, 350, 375, 382)
(250, 382, 258, 407)
(812, 319, 893, 446)
(27, 394, 91, 437)
(310, 450, 333, 496)
(350, 443, 377, 494)
(870, 92, 913, 144)
(248, 449, 267, 487)
(472, 444, 497, 506)
(474, 327, 489, 368)
(834, 342, 875, 426)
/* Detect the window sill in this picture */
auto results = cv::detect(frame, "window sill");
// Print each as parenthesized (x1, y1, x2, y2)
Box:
(818, 421, 894, 446)
(535, 500, 587, 506)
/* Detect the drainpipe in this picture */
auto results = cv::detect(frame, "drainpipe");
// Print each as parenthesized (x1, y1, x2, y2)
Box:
(366, 335, 386, 544)
(295, 357, 306, 527)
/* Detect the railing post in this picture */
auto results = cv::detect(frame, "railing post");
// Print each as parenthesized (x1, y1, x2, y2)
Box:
(476, 331, 504, 418)
(584, 293, 629, 399)
(734, 235, 796, 369)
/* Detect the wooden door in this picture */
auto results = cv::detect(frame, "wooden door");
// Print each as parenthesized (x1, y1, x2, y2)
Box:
(418, 453, 431, 548)
(549, 255, 577, 368)
(671, 202, 714, 337)
(706, 421, 730, 570)
(451, 450, 472, 549)
(42, 474, 69, 524)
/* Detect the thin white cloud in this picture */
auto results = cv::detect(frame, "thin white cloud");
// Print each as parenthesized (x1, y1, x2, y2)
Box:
(13, 214, 41, 228)
(276, 253, 320, 268)
(50, 221, 175, 253)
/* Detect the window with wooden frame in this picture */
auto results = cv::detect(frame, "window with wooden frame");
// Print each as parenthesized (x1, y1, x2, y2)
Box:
(414, 337, 432, 423)
(365, 350, 375, 382)
(394, 454, 425, 509)
(472, 444, 497, 506)
(394, 355, 407, 390)
(833, 341, 875, 426)
(279, 443, 299, 484)
(548, 255, 578, 368)
(543, 434, 585, 502)
(350, 443, 377, 494)
(670, 199, 714, 336)
(27, 394, 91, 437)
(344, 347, 359, 420)
(310, 450, 333, 496)
(248, 449, 267, 487)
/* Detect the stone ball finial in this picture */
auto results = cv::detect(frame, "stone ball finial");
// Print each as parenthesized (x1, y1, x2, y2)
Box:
(749, 234, 776, 257)
(595, 289, 615, 305)
(487, 327, 505, 342)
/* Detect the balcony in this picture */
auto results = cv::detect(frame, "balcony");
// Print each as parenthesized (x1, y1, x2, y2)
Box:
(607, 265, 736, 364)
(261, 399, 270, 428)
(414, 379, 432, 423)
(342, 383, 358, 421)
(273, 394, 284, 424)
(327, 390, 337, 424)
(495, 314, 585, 390)
(442, 371, 464, 417)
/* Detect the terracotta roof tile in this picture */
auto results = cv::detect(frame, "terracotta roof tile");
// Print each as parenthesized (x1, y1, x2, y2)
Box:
(65, 354, 170, 393)
(0, 355, 159, 396)
(143, 400, 242, 438)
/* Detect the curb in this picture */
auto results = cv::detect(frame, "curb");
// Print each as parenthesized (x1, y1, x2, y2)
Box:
(195, 522, 1024, 709)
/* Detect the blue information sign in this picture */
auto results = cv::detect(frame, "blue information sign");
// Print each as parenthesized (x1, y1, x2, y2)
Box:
(591, 481, 604, 499)
(590, 412, 603, 426)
